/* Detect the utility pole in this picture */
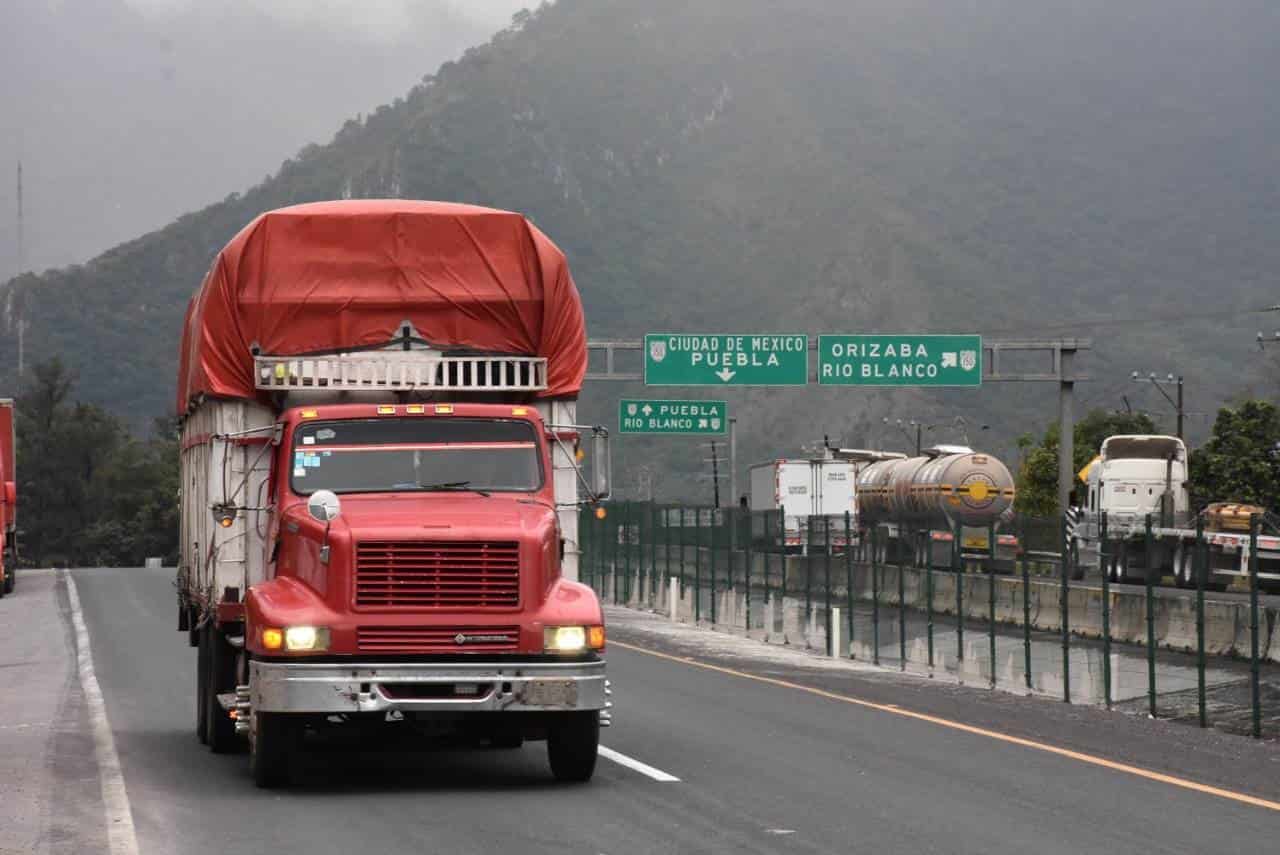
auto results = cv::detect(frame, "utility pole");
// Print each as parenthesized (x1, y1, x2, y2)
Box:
(708, 441, 721, 507)
(14, 160, 26, 377)
(1131, 371, 1184, 440)
(728, 417, 738, 508)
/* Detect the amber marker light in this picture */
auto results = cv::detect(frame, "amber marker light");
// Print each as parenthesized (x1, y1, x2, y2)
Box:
(434, 405, 454, 414)
(511, 406, 529, 416)
(300, 408, 319, 419)
(406, 405, 426, 414)
(261, 628, 284, 650)
(587, 625, 606, 650)
(594, 506, 607, 520)
(377, 405, 396, 415)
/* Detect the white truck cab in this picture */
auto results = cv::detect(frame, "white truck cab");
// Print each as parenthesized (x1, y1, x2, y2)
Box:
(1085, 434, 1190, 528)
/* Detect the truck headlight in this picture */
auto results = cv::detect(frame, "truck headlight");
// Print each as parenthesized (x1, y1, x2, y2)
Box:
(544, 625, 605, 653)
(284, 626, 330, 652)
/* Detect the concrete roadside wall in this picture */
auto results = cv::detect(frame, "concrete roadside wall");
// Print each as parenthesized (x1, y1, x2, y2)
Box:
(594, 545, 1280, 664)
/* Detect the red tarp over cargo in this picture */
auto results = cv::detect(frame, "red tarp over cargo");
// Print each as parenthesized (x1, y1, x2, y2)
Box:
(177, 200, 587, 413)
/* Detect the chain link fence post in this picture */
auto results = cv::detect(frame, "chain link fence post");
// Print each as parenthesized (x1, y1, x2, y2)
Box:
(1101, 511, 1111, 709)
(1021, 516, 1032, 692)
(1194, 512, 1206, 728)
(1060, 512, 1071, 703)
(1249, 514, 1262, 739)
(1145, 513, 1156, 718)
(845, 512, 854, 660)
(872, 525, 881, 666)
(954, 518, 964, 672)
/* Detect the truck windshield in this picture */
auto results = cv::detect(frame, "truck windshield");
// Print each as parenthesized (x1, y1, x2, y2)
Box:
(290, 418, 543, 495)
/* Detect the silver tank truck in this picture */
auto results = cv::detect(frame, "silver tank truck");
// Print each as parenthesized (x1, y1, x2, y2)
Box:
(857, 446, 1017, 567)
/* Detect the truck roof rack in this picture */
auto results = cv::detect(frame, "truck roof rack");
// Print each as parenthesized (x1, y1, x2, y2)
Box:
(254, 352, 548, 393)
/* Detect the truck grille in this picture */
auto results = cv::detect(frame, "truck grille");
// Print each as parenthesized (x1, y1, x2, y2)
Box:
(356, 625, 520, 653)
(355, 541, 521, 608)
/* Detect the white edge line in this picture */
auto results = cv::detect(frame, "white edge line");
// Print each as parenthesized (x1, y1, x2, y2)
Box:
(598, 745, 681, 782)
(64, 569, 141, 855)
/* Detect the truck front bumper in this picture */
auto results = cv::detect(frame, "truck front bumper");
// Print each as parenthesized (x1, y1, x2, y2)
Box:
(249, 658, 608, 716)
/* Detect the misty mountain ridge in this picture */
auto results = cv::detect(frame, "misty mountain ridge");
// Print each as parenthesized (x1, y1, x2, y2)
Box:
(3, 0, 1279, 498)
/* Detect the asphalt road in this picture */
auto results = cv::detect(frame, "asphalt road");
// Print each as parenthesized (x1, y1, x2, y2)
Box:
(5, 566, 1279, 854)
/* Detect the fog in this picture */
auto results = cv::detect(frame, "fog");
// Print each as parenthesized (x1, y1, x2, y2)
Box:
(0, 0, 530, 278)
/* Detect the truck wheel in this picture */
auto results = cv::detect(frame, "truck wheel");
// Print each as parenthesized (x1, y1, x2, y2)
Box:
(547, 712, 599, 783)
(250, 712, 298, 789)
(204, 627, 239, 753)
(196, 626, 210, 744)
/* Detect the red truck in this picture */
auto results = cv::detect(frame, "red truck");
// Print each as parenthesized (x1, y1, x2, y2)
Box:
(0, 399, 15, 596)
(177, 200, 612, 787)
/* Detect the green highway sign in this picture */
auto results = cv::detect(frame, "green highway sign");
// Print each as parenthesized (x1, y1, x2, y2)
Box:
(644, 334, 808, 386)
(619, 399, 727, 435)
(818, 335, 983, 386)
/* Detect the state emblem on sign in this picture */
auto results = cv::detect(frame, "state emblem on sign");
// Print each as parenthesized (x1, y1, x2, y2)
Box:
(649, 340, 667, 362)
(960, 350, 977, 371)
(627, 403, 638, 416)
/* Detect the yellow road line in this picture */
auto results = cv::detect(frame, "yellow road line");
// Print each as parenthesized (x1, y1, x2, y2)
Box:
(610, 640, 1280, 813)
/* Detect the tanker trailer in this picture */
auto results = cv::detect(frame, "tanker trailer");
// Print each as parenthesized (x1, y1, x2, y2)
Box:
(856, 445, 1018, 570)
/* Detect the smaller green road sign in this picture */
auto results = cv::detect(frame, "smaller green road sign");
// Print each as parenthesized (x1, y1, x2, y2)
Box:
(818, 335, 983, 386)
(619, 399, 727, 435)
(644, 334, 808, 386)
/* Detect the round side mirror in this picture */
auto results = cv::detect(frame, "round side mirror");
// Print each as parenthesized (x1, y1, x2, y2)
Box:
(307, 489, 341, 523)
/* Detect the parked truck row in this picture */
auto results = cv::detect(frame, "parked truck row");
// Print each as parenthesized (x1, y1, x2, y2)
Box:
(749, 442, 1019, 567)
(177, 200, 612, 786)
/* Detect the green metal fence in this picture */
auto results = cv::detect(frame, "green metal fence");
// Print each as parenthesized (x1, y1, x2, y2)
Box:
(580, 503, 1279, 740)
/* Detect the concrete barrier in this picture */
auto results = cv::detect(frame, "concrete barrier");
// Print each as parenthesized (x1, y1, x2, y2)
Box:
(598, 544, 1280, 664)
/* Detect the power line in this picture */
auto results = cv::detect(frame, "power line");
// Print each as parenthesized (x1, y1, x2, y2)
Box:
(976, 303, 1280, 336)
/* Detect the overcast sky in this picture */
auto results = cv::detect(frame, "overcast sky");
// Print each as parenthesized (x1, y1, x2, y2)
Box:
(1, 0, 530, 279)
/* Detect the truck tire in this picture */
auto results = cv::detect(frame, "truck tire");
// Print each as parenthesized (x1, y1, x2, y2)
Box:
(546, 711, 598, 783)
(196, 626, 210, 744)
(250, 712, 298, 789)
(204, 626, 239, 753)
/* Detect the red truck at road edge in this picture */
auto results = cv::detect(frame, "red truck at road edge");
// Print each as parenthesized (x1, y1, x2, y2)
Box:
(177, 200, 612, 787)
(0, 398, 16, 597)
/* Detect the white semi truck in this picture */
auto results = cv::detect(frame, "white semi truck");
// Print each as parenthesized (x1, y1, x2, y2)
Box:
(749, 448, 902, 551)
(1074, 434, 1280, 591)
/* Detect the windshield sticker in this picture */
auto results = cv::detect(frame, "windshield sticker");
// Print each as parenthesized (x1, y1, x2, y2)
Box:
(315, 428, 337, 442)
(305, 454, 321, 467)
(302, 436, 316, 445)
(293, 467, 307, 478)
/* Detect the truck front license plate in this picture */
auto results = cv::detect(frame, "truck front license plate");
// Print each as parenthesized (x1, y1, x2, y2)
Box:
(522, 679, 578, 707)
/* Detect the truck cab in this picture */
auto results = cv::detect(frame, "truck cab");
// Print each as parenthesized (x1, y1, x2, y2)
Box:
(252, 402, 602, 660)
(1085, 435, 1189, 529)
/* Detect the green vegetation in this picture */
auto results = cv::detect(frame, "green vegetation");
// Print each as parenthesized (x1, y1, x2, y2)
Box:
(1015, 410, 1157, 517)
(15, 360, 178, 567)
(1188, 401, 1280, 512)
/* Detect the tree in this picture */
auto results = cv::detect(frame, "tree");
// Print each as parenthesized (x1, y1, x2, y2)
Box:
(1015, 409, 1157, 517)
(15, 360, 178, 566)
(1188, 400, 1280, 512)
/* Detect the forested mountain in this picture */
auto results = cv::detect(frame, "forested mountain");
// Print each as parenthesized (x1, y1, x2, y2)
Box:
(3, 0, 1280, 499)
